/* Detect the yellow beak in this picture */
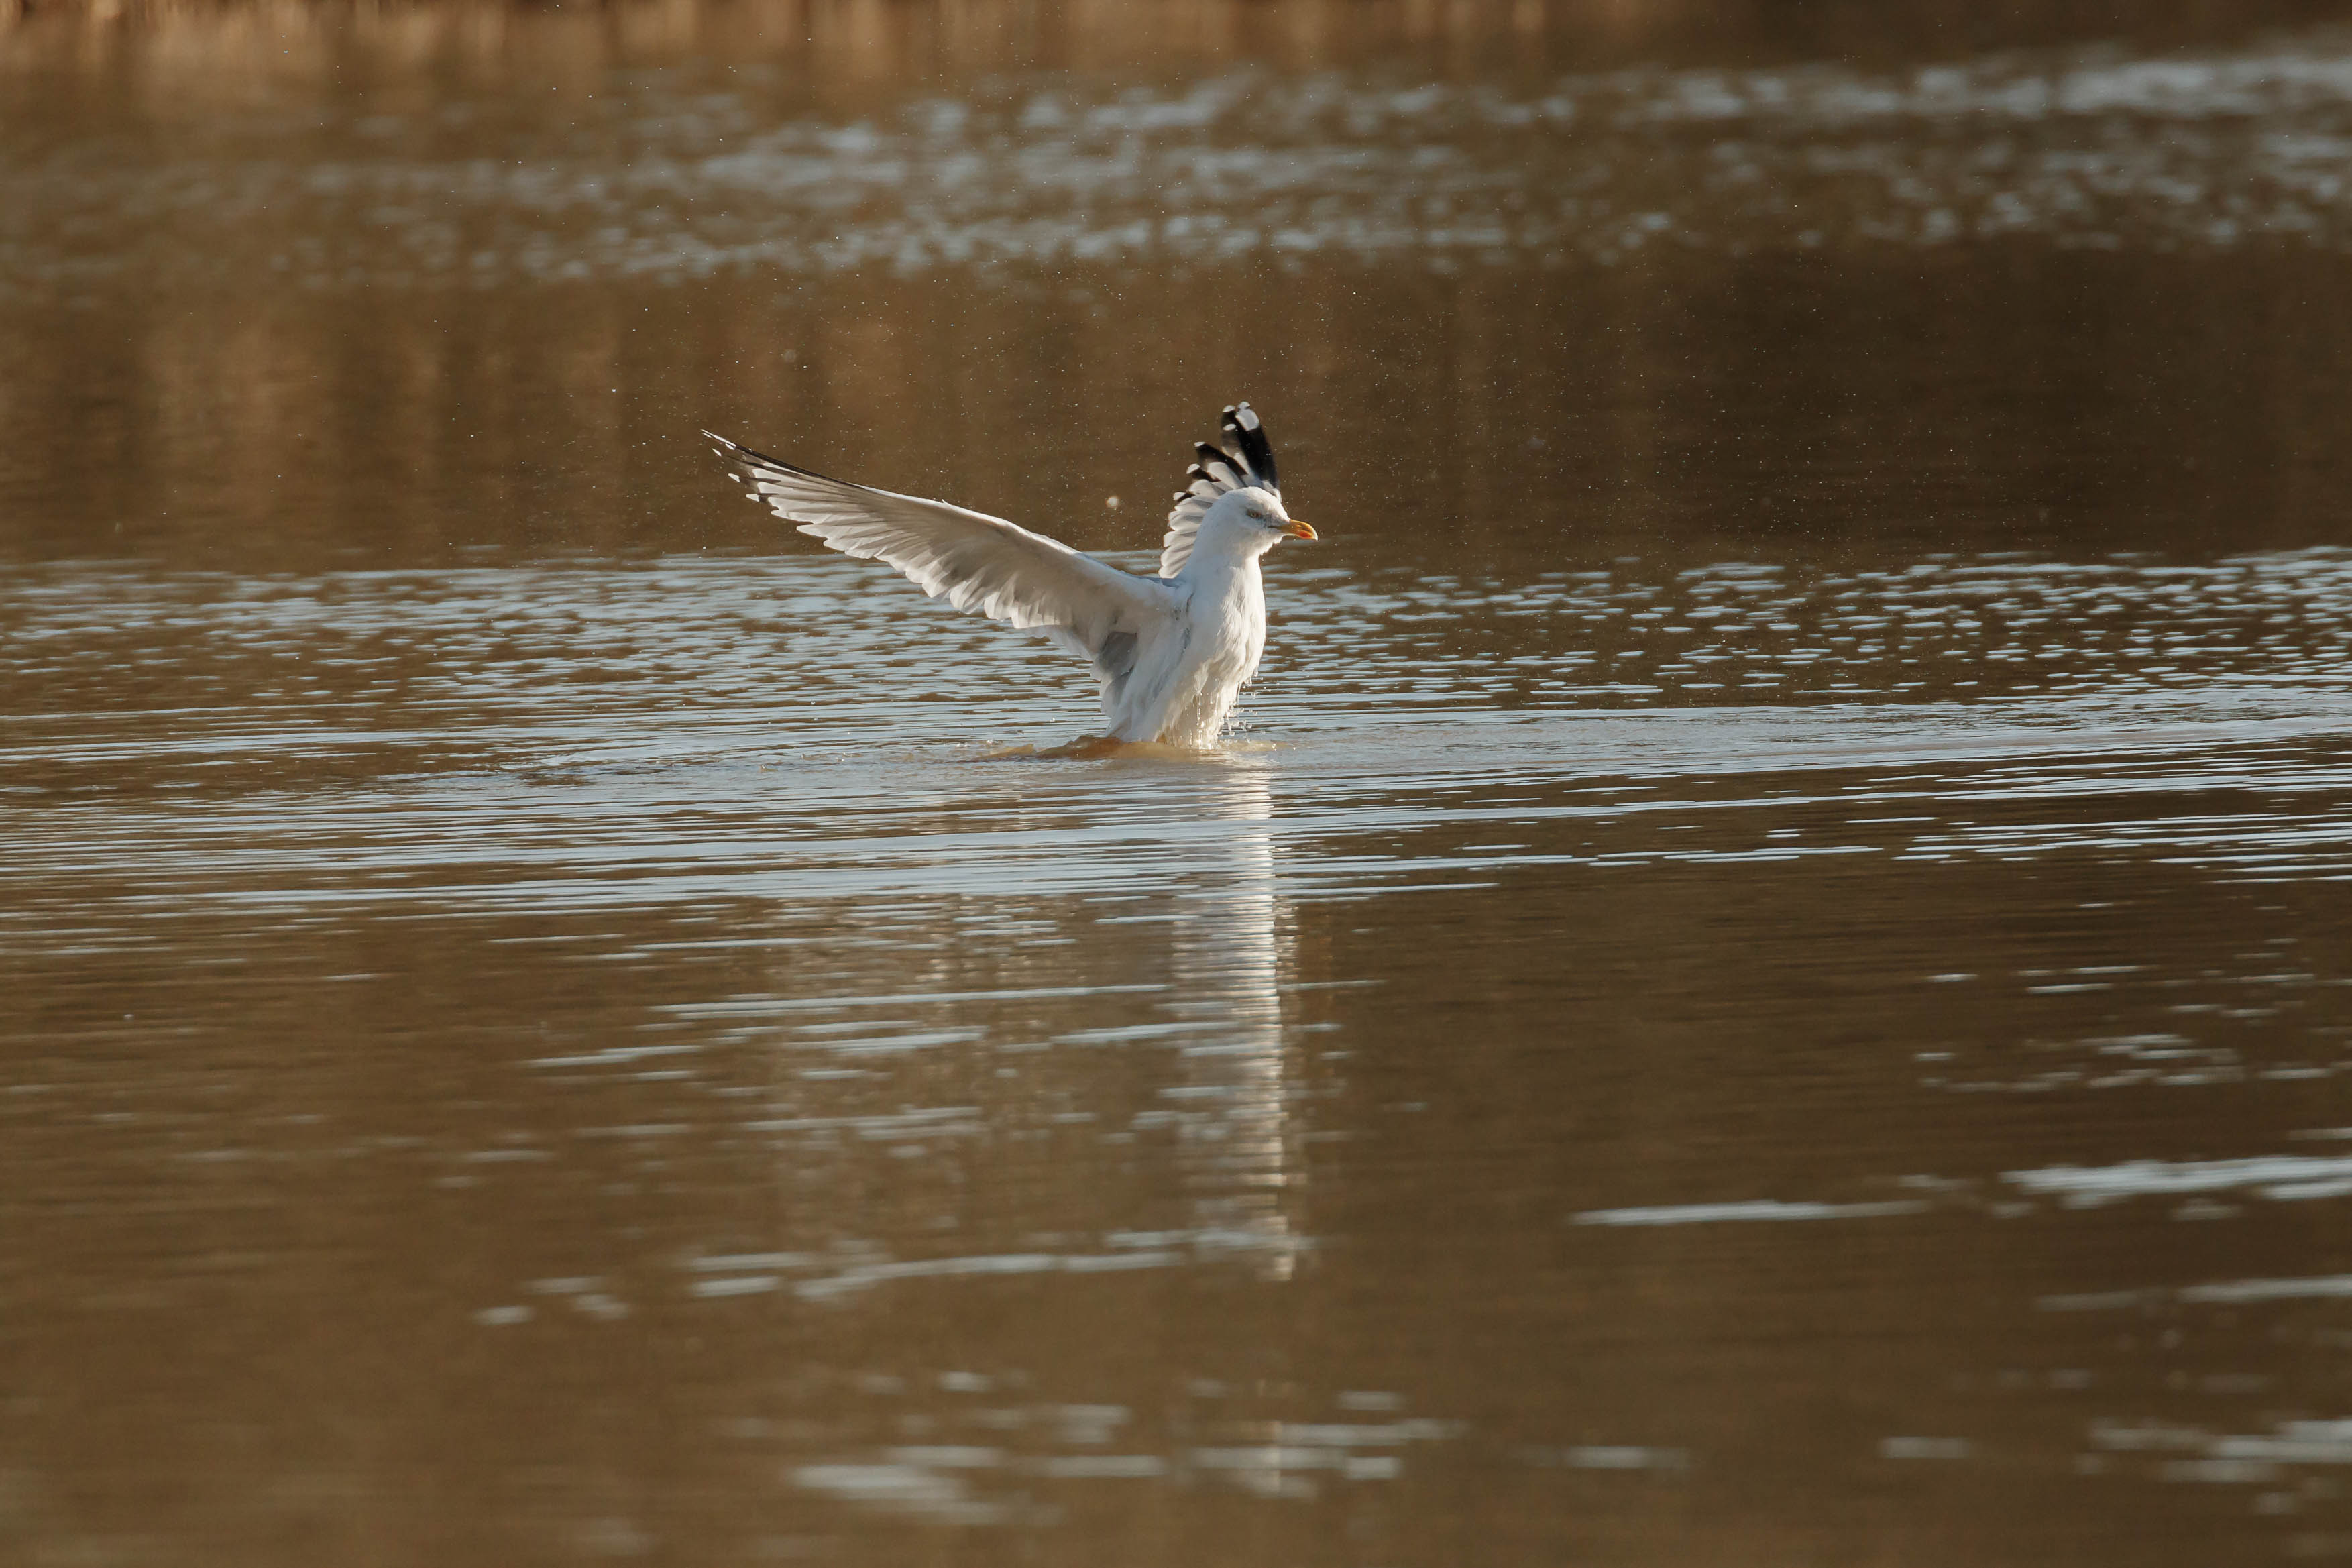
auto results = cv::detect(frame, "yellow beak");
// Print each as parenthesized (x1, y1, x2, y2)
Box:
(1283, 518, 1318, 540)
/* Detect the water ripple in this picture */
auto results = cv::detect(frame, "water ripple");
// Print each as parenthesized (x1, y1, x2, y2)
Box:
(15, 36, 2352, 293)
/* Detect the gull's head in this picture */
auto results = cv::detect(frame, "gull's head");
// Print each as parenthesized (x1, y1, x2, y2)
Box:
(1203, 486, 1316, 557)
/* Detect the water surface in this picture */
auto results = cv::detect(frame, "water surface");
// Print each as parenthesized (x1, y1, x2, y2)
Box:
(8, 6, 2352, 1565)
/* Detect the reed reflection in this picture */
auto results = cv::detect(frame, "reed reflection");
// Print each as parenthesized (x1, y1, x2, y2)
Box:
(4, 0, 2329, 105)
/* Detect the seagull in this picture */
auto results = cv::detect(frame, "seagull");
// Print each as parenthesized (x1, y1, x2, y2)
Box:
(705, 403, 1317, 749)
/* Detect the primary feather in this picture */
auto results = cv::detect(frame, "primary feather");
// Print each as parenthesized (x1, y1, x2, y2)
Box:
(1161, 402, 1281, 578)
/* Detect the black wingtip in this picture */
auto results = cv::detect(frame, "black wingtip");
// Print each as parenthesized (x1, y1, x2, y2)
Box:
(1218, 401, 1278, 492)
(699, 429, 858, 490)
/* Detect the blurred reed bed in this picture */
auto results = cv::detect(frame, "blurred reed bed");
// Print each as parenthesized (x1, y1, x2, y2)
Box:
(5, 0, 2352, 104)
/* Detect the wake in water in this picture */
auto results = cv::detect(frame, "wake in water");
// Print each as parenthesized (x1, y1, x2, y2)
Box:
(980, 735, 1265, 762)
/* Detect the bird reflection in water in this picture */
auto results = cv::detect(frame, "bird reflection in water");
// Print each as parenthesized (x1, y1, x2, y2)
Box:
(1165, 765, 1303, 1282)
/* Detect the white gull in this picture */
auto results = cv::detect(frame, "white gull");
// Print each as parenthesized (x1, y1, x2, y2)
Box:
(706, 402, 1316, 748)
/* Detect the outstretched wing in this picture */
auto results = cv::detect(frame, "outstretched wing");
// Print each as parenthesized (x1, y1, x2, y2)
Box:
(1162, 402, 1281, 578)
(708, 431, 1176, 678)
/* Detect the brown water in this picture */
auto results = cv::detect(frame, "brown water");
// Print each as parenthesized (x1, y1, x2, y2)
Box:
(11, 5, 2352, 1564)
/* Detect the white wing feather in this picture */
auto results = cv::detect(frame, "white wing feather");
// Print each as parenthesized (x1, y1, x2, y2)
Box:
(707, 433, 1174, 662)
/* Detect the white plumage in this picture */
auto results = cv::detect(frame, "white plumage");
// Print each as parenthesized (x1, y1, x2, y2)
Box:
(706, 403, 1316, 748)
